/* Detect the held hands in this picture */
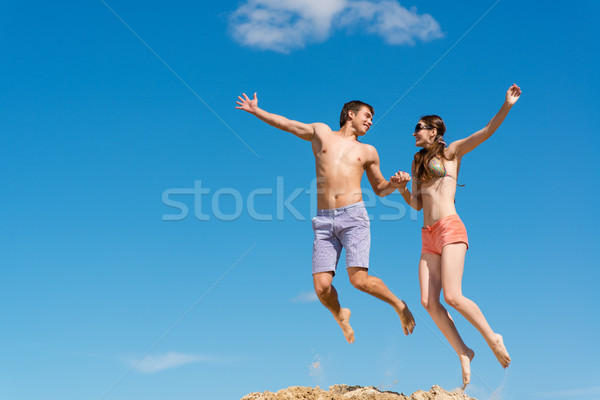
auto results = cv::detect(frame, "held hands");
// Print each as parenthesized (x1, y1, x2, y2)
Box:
(390, 171, 411, 188)
(505, 84, 522, 106)
(236, 92, 259, 113)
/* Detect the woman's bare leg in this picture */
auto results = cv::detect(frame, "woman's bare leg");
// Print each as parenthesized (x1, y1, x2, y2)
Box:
(440, 243, 510, 368)
(420, 253, 474, 388)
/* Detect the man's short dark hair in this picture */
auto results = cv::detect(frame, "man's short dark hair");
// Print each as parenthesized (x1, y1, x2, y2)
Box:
(339, 100, 374, 128)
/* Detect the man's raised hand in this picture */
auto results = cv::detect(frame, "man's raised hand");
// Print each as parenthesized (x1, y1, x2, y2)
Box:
(236, 92, 259, 113)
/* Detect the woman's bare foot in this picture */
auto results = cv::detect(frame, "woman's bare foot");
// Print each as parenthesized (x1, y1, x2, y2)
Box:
(459, 348, 475, 390)
(396, 301, 416, 335)
(335, 308, 354, 343)
(489, 334, 510, 368)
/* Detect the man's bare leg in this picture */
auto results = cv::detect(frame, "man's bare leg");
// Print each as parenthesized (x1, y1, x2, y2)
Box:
(313, 272, 354, 343)
(441, 244, 511, 368)
(420, 254, 474, 388)
(347, 267, 415, 335)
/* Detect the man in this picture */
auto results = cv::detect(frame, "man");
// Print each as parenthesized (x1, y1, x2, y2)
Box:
(236, 92, 415, 342)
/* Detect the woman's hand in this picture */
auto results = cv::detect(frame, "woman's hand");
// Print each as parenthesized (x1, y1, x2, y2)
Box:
(505, 84, 522, 106)
(390, 171, 412, 188)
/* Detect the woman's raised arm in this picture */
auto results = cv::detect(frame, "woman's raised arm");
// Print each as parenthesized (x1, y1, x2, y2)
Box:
(448, 84, 522, 158)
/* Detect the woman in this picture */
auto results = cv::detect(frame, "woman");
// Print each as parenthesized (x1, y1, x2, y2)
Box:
(391, 84, 521, 388)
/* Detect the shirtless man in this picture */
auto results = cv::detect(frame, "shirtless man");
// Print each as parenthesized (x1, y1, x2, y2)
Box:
(236, 92, 415, 342)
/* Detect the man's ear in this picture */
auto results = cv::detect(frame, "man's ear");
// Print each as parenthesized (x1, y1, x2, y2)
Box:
(347, 110, 356, 121)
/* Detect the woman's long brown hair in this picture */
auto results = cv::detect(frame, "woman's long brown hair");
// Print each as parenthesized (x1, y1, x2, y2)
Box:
(413, 115, 454, 184)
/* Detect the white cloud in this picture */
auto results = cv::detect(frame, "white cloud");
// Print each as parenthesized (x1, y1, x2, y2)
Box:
(342, 1, 443, 45)
(534, 386, 600, 397)
(228, 0, 443, 53)
(291, 290, 319, 303)
(134, 352, 208, 374)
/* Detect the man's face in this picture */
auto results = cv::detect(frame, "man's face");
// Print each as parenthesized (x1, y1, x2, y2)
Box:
(350, 106, 373, 135)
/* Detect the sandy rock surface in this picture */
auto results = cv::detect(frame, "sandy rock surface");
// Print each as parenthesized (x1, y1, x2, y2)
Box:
(241, 384, 476, 400)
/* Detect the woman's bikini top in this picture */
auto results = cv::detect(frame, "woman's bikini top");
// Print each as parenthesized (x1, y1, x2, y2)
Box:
(416, 158, 457, 184)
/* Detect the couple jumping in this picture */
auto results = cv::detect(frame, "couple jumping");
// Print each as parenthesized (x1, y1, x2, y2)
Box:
(236, 84, 521, 388)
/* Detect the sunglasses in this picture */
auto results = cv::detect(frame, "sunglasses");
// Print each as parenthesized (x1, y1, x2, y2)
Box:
(414, 123, 434, 133)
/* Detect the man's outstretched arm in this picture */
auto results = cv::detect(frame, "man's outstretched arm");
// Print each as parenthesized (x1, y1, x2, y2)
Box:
(236, 92, 317, 141)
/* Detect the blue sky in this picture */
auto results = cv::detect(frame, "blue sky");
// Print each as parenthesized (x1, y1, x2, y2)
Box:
(1, 1, 599, 399)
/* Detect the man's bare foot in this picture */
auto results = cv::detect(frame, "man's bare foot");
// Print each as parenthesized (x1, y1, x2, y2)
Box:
(489, 333, 510, 368)
(396, 302, 416, 335)
(459, 348, 475, 390)
(335, 308, 355, 343)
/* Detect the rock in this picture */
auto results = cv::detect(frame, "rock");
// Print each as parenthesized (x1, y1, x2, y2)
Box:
(241, 384, 475, 400)
(409, 385, 472, 400)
